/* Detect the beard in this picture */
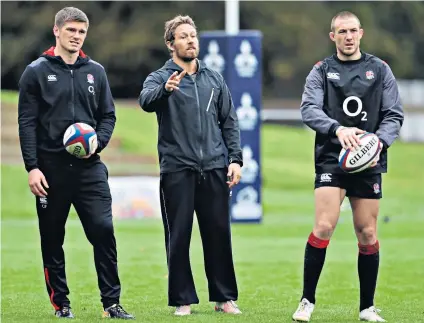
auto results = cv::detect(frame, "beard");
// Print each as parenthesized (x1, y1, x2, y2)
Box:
(181, 56, 195, 62)
(175, 47, 198, 62)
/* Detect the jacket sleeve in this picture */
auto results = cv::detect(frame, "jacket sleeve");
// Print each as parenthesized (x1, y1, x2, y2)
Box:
(18, 66, 39, 172)
(300, 66, 341, 136)
(375, 63, 404, 148)
(95, 69, 116, 153)
(138, 72, 171, 113)
(218, 80, 243, 167)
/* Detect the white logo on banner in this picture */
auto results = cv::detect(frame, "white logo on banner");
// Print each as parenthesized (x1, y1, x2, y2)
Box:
(236, 92, 258, 131)
(241, 145, 258, 184)
(232, 186, 262, 220)
(234, 40, 258, 78)
(203, 40, 225, 74)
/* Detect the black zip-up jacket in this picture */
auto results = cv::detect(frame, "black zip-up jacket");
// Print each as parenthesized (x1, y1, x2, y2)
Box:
(18, 47, 116, 172)
(139, 59, 243, 174)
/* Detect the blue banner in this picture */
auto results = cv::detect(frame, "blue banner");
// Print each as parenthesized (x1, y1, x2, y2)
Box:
(200, 30, 263, 223)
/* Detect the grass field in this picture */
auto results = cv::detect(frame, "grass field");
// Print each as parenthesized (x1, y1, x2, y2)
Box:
(1, 93, 424, 322)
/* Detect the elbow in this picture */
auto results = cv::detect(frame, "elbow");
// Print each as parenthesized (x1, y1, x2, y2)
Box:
(138, 94, 155, 113)
(18, 117, 36, 131)
(399, 113, 405, 127)
(110, 114, 117, 126)
(300, 105, 309, 122)
(300, 106, 312, 126)
(103, 111, 116, 125)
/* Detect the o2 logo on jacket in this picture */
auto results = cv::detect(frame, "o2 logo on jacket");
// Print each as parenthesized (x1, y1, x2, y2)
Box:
(88, 86, 95, 95)
(343, 96, 367, 121)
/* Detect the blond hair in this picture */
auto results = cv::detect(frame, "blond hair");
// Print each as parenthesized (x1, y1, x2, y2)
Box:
(164, 15, 197, 54)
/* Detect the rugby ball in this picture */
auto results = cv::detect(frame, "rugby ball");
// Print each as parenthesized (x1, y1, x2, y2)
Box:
(338, 133, 381, 173)
(63, 123, 97, 158)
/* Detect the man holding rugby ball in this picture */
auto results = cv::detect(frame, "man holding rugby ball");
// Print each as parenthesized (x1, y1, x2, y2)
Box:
(292, 11, 404, 323)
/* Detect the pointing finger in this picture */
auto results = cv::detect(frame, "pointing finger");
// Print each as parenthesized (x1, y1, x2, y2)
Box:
(169, 71, 178, 80)
(177, 70, 187, 81)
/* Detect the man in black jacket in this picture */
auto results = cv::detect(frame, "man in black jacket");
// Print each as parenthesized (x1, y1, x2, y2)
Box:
(139, 15, 243, 316)
(18, 7, 134, 320)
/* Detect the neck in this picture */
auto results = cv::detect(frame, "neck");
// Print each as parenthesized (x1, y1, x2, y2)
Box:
(54, 45, 79, 65)
(337, 48, 362, 61)
(172, 57, 198, 74)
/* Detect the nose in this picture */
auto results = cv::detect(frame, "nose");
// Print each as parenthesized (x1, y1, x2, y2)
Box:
(71, 31, 80, 39)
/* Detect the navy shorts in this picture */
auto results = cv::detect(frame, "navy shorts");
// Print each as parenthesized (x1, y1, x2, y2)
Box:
(314, 173, 382, 199)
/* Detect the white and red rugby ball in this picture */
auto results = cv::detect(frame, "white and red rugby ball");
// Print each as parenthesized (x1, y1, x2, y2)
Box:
(338, 133, 381, 173)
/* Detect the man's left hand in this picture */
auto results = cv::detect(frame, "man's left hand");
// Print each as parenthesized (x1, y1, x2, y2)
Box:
(82, 139, 98, 159)
(227, 163, 242, 188)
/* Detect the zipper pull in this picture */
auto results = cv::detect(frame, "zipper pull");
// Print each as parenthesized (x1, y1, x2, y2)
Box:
(206, 88, 214, 112)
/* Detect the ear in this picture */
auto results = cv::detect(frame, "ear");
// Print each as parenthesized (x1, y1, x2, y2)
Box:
(329, 31, 335, 42)
(166, 40, 174, 53)
(358, 28, 364, 40)
(53, 25, 60, 37)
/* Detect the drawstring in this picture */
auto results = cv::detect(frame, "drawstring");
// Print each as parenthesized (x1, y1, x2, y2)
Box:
(196, 169, 205, 184)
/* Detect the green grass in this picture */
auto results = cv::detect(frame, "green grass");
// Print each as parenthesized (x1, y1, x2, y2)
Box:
(2, 91, 424, 322)
(113, 102, 159, 156)
(0, 90, 21, 105)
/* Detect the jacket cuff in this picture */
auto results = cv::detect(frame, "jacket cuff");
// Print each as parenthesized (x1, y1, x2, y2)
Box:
(162, 83, 173, 97)
(379, 138, 389, 150)
(229, 158, 243, 168)
(95, 139, 104, 153)
(328, 123, 342, 137)
(26, 164, 38, 173)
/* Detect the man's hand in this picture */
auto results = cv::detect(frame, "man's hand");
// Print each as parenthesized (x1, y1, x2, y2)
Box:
(165, 70, 187, 92)
(82, 138, 98, 159)
(370, 141, 383, 168)
(28, 168, 49, 197)
(336, 126, 366, 150)
(227, 163, 242, 188)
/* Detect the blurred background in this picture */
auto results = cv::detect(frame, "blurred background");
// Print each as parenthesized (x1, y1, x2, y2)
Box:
(2, 2, 424, 98)
(1, 1, 424, 322)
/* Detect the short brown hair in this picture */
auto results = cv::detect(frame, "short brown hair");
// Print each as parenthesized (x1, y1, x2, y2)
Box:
(55, 7, 89, 29)
(330, 11, 361, 32)
(164, 15, 197, 45)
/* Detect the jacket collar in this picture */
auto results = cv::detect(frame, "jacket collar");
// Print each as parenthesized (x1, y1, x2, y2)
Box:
(41, 46, 89, 67)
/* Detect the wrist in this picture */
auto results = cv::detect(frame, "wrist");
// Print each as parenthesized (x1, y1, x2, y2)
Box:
(335, 126, 346, 137)
(163, 83, 172, 94)
(27, 165, 39, 173)
(230, 160, 243, 167)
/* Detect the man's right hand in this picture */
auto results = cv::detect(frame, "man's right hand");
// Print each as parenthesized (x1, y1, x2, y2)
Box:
(336, 126, 366, 150)
(165, 70, 187, 92)
(28, 168, 49, 197)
